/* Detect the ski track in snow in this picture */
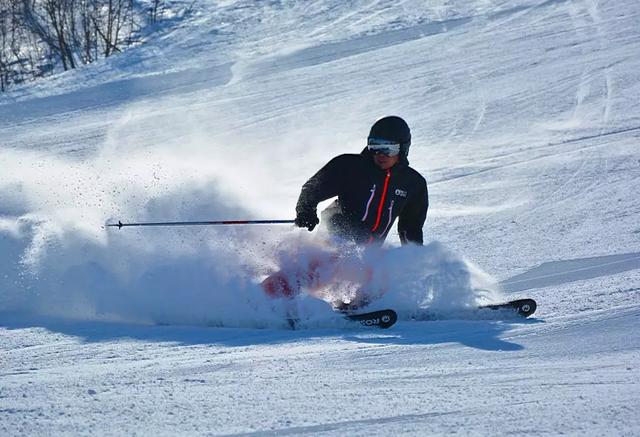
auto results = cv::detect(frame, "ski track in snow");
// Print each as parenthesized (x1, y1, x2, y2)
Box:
(1, 0, 640, 435)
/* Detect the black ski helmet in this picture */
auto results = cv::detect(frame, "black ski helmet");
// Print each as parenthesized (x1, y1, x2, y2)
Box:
(368, 116, 411, 158)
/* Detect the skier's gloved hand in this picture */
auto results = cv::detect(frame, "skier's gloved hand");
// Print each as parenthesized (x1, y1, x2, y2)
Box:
(295, 210, 319, 231)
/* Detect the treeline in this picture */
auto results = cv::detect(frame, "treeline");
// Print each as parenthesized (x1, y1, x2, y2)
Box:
(0, 0, 167, 92)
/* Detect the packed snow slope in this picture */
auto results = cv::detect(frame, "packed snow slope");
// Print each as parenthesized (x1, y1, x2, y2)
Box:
(1, 0, 639, 435)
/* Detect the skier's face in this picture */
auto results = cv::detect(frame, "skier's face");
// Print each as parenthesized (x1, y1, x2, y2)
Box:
(373, 153, 399, 170)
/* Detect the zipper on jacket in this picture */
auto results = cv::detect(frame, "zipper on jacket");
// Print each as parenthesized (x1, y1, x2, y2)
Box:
(361, 184, 376, 221)
(380, 200, 395, 236)
(371, 169, 391, 233)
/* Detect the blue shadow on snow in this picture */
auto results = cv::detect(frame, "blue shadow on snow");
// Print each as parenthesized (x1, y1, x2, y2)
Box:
(0, 313, 540, 352)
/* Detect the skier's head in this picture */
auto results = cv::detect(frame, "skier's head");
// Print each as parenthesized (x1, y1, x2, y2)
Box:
(367, 116, 411, 168)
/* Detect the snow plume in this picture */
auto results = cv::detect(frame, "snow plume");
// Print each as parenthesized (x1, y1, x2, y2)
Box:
(0, 146, 500, 327)
(371, 242, 503, 316)
(0, 94, 307, 328)
(260, 235, 502, 326)
(0, 137, 293, 327)
(0, 114, 499, 328)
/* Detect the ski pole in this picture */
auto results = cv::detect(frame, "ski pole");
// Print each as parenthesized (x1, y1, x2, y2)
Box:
(107, 219, 295, 229)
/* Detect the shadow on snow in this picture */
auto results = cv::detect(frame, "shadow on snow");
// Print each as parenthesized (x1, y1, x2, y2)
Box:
(0, 313, 541, 352)
(501, 252, 640, 292)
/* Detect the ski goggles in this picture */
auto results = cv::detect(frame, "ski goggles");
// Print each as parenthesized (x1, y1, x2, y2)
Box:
(367, 137, 401, 157)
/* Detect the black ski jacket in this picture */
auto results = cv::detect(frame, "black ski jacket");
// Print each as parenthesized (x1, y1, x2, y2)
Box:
(296, 148, 428, 245)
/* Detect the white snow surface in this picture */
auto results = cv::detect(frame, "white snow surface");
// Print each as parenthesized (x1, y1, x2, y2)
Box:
(1, 0, 639, 435)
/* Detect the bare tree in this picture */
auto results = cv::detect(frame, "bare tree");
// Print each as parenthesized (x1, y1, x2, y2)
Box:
(77, 0, 98, 63)
(149, 0, 163, 24)
(1, 0, 165, 91)
(0, 1, 8, 91)
(0, 14, 8, 91)
(92, 0, 134, 57)
(43, 0, 76, 69)
(0, 0, 34, 89)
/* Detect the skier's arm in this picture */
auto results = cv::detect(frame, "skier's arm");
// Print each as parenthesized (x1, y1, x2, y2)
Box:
(295, 156, 347, 225)
(398, 177, 428, 245)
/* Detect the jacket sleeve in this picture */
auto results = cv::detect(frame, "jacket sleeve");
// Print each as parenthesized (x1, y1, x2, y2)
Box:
(398, 176, 428, 245)
(296, 155, 347, 215)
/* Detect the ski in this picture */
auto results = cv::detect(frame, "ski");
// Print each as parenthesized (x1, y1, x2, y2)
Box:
(287, 298, 533, 329)
(343, 309, 398, 329)
(410, 298, 537, 321)
(285, 308, 397, 330)
(340, 299, 534, 327)
(478, 298, 537, 318)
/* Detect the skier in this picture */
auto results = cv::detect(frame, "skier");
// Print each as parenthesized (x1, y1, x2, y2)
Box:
(263, 116, 429, 307)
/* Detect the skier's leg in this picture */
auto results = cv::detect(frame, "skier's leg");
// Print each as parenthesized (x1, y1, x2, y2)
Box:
(261, 271, 296, 298)
(304, 252, 340, 295)
(335, 247, 389, 309)
(262, 237, 358, 300)
(261, 253, 336, 299)
(352, 265, 375, 308)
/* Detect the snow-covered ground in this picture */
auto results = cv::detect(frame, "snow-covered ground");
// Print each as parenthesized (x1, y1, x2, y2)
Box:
(1, 0, 639, 434)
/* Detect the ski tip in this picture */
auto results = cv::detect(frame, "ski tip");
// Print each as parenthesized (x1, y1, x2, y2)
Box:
(482, 298, 537, 318)
(517, 298, 537, 317)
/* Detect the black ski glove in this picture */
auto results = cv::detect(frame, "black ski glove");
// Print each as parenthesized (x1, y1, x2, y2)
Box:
(295, 210, 319, 232)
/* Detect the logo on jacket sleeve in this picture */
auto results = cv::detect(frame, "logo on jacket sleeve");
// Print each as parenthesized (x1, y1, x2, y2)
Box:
(395, 189, 407, 197)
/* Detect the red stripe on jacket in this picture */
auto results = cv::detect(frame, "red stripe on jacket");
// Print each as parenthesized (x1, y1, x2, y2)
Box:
(371, 169, 391, 233)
